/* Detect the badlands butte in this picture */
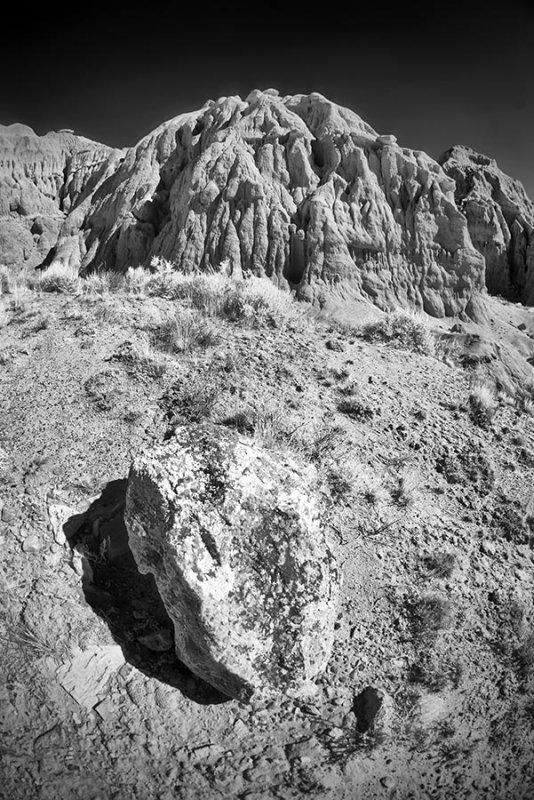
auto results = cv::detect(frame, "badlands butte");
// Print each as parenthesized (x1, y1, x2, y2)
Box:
(2, 88, 534, 314)
(1, 89, 534, 800)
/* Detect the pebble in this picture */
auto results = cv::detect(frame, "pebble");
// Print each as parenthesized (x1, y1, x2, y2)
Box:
(22, 534, 41, 554)
(480, 540, 496, 556)
(327, 727, 344, 740)
(1, 505, 16, 523)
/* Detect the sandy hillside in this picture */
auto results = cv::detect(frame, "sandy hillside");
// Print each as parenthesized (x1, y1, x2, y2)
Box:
(1, 268, 534, 800)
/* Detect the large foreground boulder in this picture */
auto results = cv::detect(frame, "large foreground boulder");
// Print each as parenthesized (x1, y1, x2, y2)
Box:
(124, 424, 341, 701)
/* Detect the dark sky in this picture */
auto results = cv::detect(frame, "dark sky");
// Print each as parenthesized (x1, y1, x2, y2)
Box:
(2, 0, 533, 197)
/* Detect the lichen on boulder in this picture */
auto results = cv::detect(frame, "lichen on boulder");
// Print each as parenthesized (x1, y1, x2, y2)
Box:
(124, 423, 341, 701)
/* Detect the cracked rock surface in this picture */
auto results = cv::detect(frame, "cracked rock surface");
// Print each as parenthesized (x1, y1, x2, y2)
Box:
(124, 423, 341, 701)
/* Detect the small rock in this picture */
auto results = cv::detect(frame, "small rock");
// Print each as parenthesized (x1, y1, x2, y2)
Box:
(380, 776, 396, 789)
(480, 540, 496, 556)
(22, 534, 41, 554)
(93, 697, 116, 721)
(286, 737, 327, 763)
(1, 505, 16, 523)
(326, 727, 344, 740)
(232, 719, 249, 739)
(326, 339, 344, 352)
(377, 134, 397, 145)
(189, 744, 224, 764)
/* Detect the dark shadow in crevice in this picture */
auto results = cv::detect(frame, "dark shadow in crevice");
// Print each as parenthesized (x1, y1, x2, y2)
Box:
(353, 686, 383, 733)
(64, 479, 229, 705)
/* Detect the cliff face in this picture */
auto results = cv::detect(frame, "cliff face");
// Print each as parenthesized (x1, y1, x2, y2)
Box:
(0, 123, 123, 269)
(0, 92, 502, 319)
(439, 145, 534, 304)
(79, 90, 485, 318)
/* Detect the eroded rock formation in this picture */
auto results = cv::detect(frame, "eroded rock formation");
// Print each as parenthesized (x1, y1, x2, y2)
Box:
(439, 145, 534, 303)
(0, 123, 123, 268)
(12, 91, 534, 318)
(124, 423, 341, 701)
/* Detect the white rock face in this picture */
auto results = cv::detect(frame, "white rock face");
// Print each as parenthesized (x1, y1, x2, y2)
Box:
(124, 424, 341, 702)
(439, 145, 534, 303)
(1, 92, 509, 319)
(80, 91, 484, 318)
(0, 123, 123, 268)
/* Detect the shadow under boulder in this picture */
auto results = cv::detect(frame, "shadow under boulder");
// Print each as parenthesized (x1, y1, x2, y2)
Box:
(65, 479, 228, 705)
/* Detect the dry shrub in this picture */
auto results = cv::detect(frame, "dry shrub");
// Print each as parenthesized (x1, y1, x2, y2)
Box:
(118, 335, 168, 378)
(35, 263, 81, 293)
(353, 467, 389, 505)
(150, 311, 221, 353)
(143, 258, 299, 328)
(469, 380, 497, 427)
(359, 311, 435, 355)
(406, 594, 452, 646)
(82, 270, 125, 294)
(162, 374, 220, 426)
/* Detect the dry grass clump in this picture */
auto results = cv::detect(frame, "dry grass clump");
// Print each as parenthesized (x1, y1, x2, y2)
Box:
(2, 258, 300, 330)
(82, 270, 125, 294)
(33, 263, 81, 293)
(408, 653, 463, 692)
(325, 462, 358, 503)
(144, 258, 299, 328)
(221, 398, 299, 452)
(406, 594, 452, 646)
(150, 311, 221, 353)
(389, 470, 419, 507)
(468, 379, 498, 428)
(118, 335, 168, 379)
(162, 374, 221, 427)
(434, 334, 464, 366)
(422, 552, 456, 579)
(122, 266, 152, 294)
(359, 311, 435, 356)
(7, 285, 32, 313)
(0, 266, 33, 311)
(0, 265, 15, 294)
(292, 423, 347, 464)
(337, 397, 375, 420)
(515, 382, 534, 417)
(353, 467, 389, 505)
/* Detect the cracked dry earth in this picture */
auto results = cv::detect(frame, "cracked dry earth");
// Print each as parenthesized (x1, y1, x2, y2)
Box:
(1, 287, 534, 800)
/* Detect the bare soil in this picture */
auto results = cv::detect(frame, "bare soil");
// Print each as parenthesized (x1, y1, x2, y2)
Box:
(1, 287, 534, 799)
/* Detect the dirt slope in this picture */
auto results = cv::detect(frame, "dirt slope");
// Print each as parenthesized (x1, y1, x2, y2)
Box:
(1, 280, 534, 800)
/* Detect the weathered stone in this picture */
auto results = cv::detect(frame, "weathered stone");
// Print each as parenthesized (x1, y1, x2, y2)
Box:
(0, 123, 123, 270)
(124, 423, 341, 701)
(1, 92, 490, 319)
(22, 534, 41, 554)
(439, 145, 534, 303)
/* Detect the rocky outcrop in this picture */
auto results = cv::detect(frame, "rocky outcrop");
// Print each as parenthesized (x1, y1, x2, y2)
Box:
(0, 123, 123, 268)
(2, 92, 494, 318)
(124, 423, 341, 702)
(439, 145, 534, 303)
(80, 90, 485, 318)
